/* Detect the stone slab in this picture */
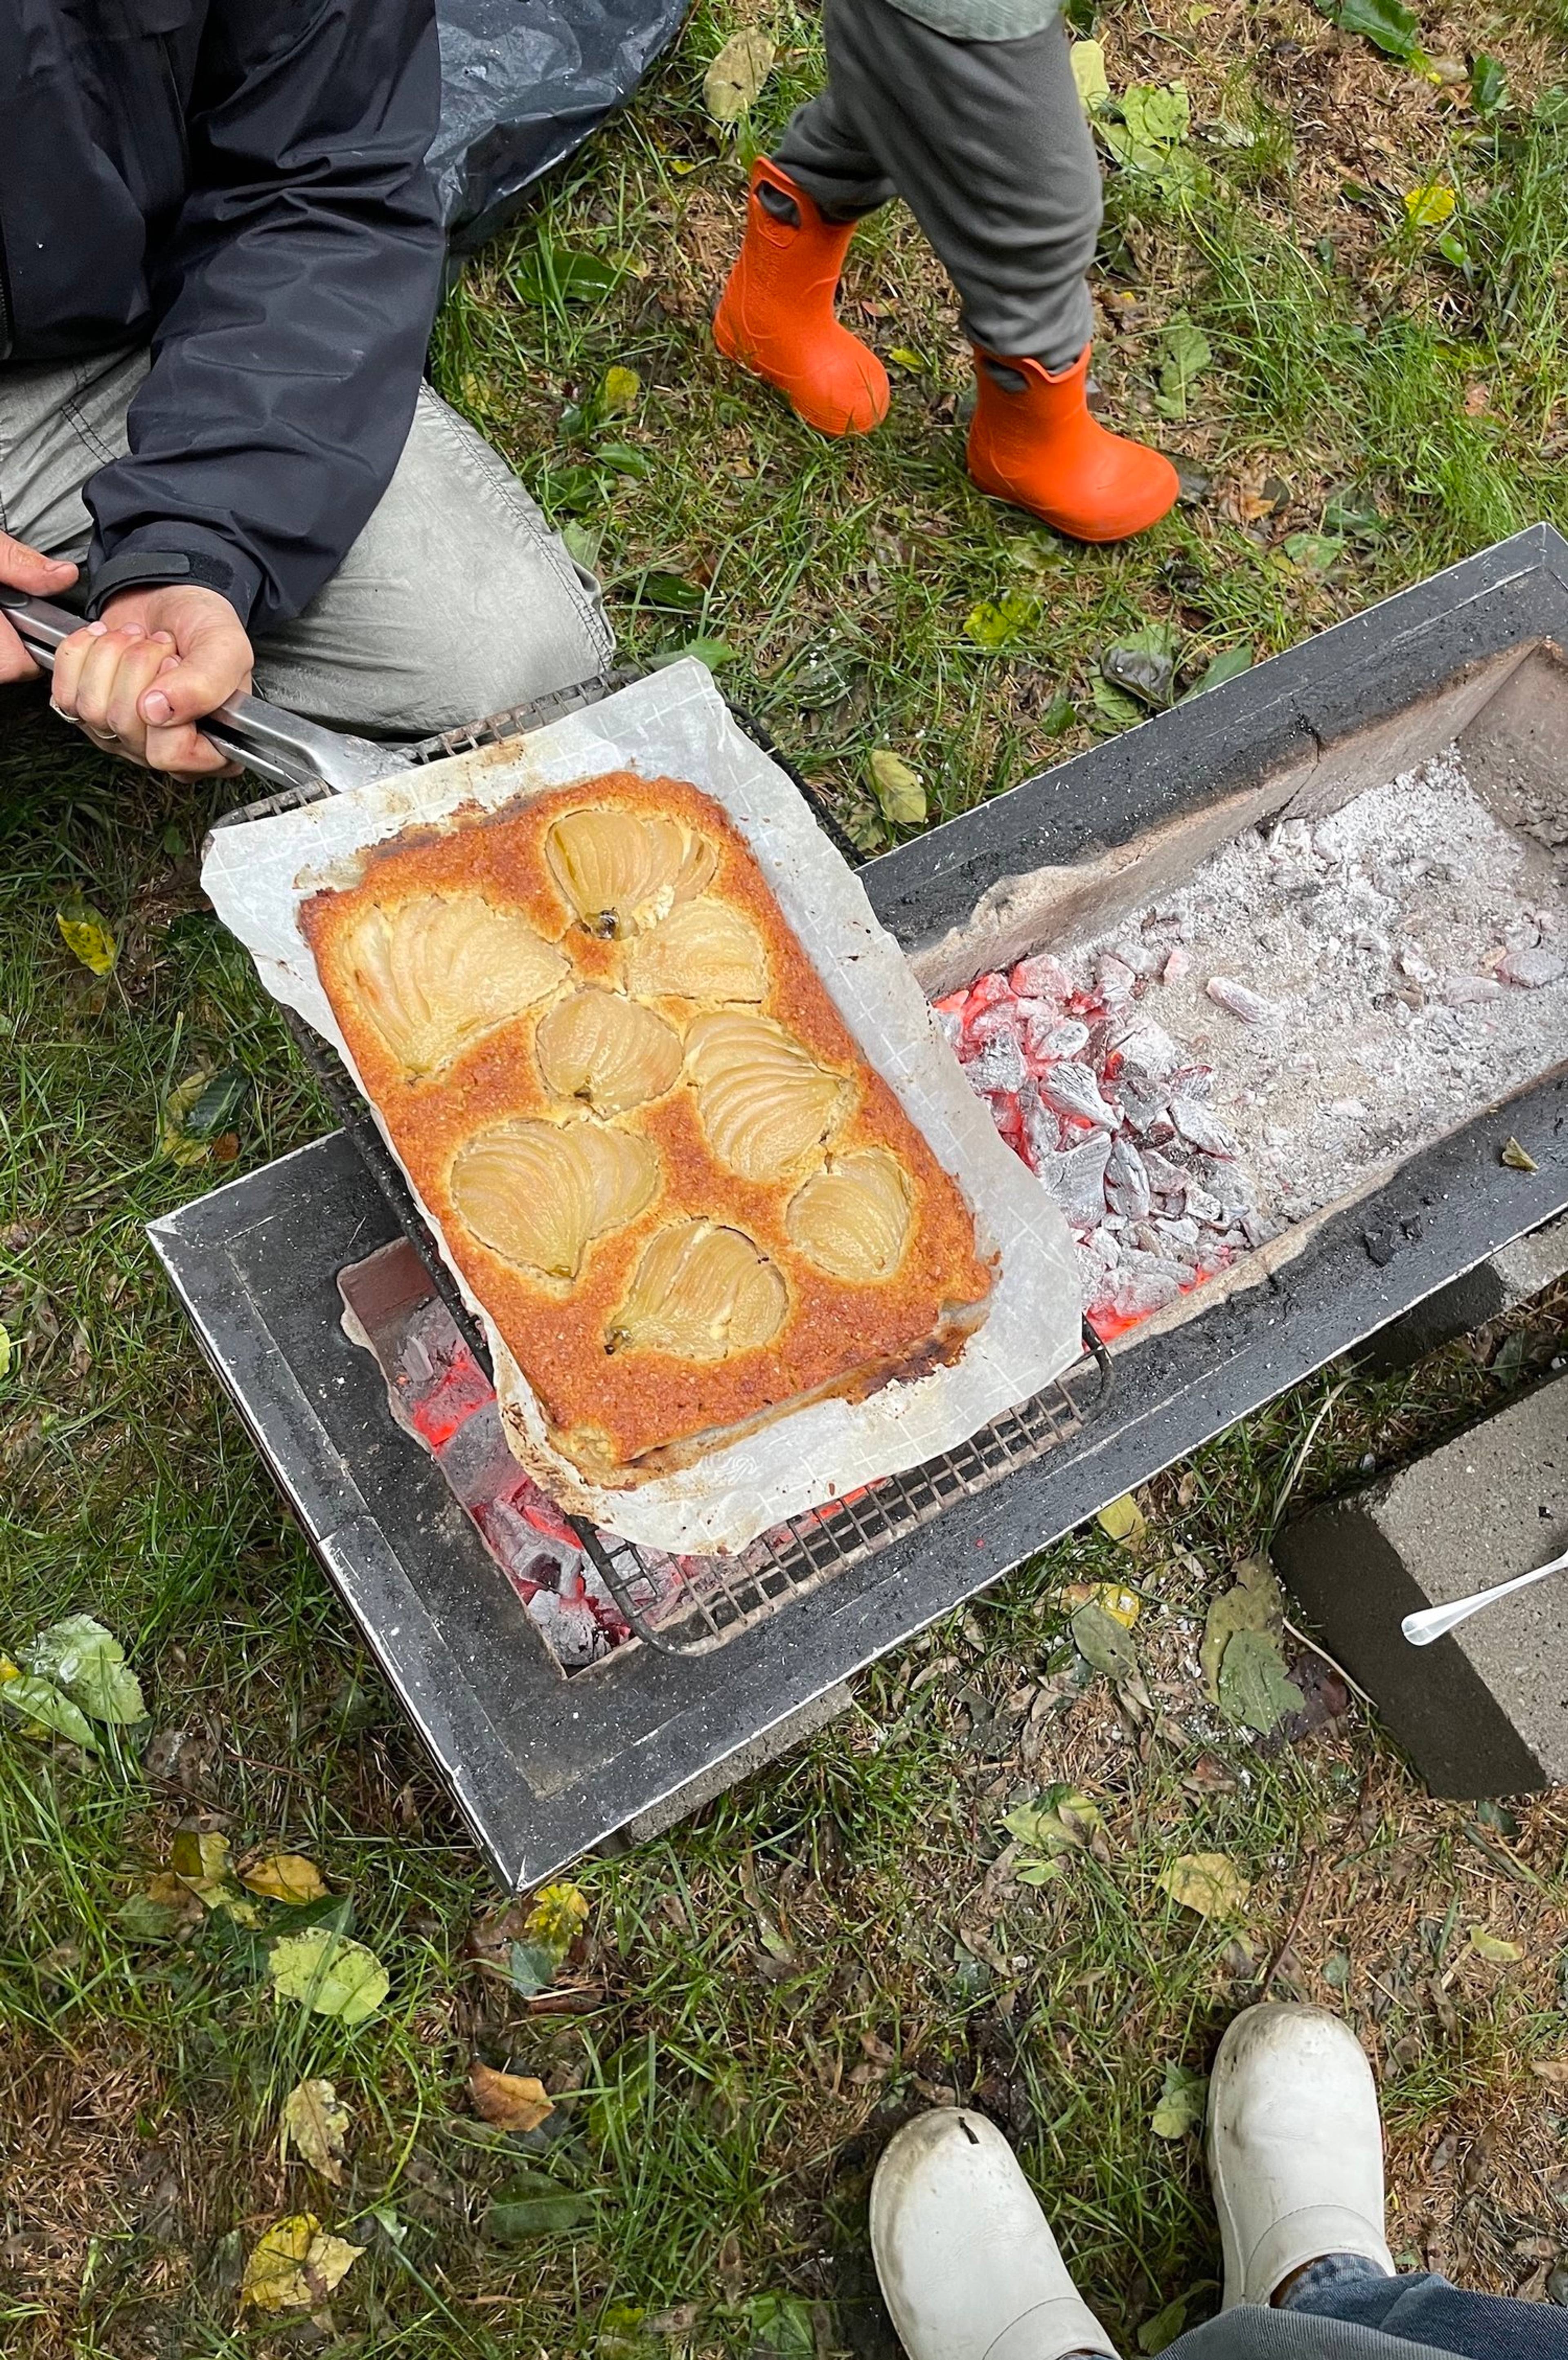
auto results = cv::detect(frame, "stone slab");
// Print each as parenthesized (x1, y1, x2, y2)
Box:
(1357, 1211, 1568, 1376)
(1273, 1372, 1568, 1795)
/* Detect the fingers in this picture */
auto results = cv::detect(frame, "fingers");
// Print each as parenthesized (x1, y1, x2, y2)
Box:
(143, 717, 240, 778)
(134, 601, 251, 732)
(0, 535, 78, 681)
(52, 623, 172, 765)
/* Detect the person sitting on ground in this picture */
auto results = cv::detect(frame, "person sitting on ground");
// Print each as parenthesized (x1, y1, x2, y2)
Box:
(872, 2001, 1566, 2358)
(0, 0, 610, 779)
(711, 0, 1179, 546)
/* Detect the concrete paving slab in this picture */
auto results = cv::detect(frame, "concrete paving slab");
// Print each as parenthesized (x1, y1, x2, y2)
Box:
(1273, 1372, 1568, 1795)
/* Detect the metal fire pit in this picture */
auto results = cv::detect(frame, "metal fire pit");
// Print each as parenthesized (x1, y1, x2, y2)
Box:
(149, 527, 1568, 1888)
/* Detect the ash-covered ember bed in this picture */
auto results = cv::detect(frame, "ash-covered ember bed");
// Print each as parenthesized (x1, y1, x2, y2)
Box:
(940, 749, 1566, 1345)
(150, 529, 1568, 1885)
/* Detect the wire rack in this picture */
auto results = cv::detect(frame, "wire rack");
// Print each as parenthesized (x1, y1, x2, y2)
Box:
(214, 676, 1111, 1658)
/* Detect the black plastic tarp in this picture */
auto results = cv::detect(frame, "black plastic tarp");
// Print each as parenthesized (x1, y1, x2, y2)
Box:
(432, 0, 690, 252)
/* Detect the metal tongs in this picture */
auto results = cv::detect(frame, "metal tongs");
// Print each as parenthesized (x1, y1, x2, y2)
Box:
(1, 585, 409, 796)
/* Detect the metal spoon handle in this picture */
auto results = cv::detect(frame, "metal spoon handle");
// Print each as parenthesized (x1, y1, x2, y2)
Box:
(1402, 1544, 1568, 1646)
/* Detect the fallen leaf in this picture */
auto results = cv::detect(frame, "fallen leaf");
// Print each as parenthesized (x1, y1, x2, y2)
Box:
(599, 364, 641, 415)
(1404, 183, 1456, 226)
(1467, 1927, 1524, 1963)
(964, 593, 1040, 648)
(1158, 1851, 1250, 1920)
(1155, 317, 1212, 420)
(1071, 1602, 1138, 1677)
(161, 1069, 218, 1167)
(1501, 1136, 1538, 1172)
(703, 29, 775, 122)
(1180, 646, 1254, 701)
(281, 2079, 350, 2184)
(1217, 1626, 1305, 1735)
(1004, 1786, 1106, 1855)
(1530, 2059, 1568, 2087)
(0, 1670, 99, 1751)
(747, 2293, 818, 2358)
(1138, 2294, 1191, 2353)
(269, 1928, 390, 2025)
(241, 2213, 363, 2311)
(1063, 1581, 1142, 1628)
(524, 1882, 589, 1957)
(469, 2060, 555, 2132)
(183, 1065, 249, 1142)
(1470, 54, 1506, 113)
(889, 346, 926, 370)
(1320, 0, 1423, 62)
(56, 899, 118, 976)
(21, 1614, 145, 1723)
(172, 1827, 263, 1923)
(484, 2170, 595, 2240)
(1096, 1493, 1147, 1546)
(646, 638, 736, 672)
(118, 1883, 198, 1943)
(869, 748, 927, 828)
(1091, 673, 1145, 733)
(1151, 2061, 1208, 2139)
(1070, 38, 1111, 111)
(0, 1322, 11, 1380)
(1200, 1560, 1284, 1702)
(241, 1854, 330, 1905)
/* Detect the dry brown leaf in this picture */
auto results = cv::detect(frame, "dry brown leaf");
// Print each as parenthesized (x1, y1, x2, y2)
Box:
(468, 2060, 555, 2133)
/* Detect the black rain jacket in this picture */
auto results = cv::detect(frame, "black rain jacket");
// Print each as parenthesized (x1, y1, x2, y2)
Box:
(0, 0, 446, 633)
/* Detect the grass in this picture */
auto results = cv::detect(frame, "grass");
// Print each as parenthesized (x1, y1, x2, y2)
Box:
(3, 0, 1568, 2351)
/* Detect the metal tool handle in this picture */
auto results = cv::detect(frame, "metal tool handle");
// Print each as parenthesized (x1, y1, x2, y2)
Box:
(1401, 1542, 1568, 1646)
(1, 585, 405, 795)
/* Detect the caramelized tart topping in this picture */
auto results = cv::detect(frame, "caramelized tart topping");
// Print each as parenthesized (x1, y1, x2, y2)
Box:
(626, 896, 768, 1003)
(684, 1011, 851, 1182)
(450, 1118, 657, 1282)
(344, 894, 568, 1078)
(535, 986, 683, 1117)
(608, 1220, 788, 1359)
(786, 1149, 913, 1282)
(544, 805, 717, 938)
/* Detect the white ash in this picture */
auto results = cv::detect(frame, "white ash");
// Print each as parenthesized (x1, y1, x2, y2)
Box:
(1064, 747, 1567, 1229)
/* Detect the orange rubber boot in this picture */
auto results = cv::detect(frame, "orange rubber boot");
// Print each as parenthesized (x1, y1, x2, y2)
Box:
(967, 347, 1179, 542)
(713, 160, 890, 437)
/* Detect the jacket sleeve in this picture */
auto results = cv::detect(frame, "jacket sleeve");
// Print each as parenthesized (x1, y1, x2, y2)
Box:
(83, 0, 446, 637)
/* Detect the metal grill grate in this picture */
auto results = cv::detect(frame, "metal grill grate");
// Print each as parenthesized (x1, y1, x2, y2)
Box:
(209, 675, 1109, 1662)
(579, 1343, 1108, 1655)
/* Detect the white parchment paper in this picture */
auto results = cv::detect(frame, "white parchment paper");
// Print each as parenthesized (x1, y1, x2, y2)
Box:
(202, 662, 1081, 1553)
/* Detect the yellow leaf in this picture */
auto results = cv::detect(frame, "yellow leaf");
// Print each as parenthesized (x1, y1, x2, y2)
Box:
(468, 2060, 555, 2132)
(522, 1880, 590, 1959)
(703, 29, 775, 122)
(1096, 1493, 1147, 1547)
(241, 1853, 330, 1905)
(160, 1069, 214, 1167)
(1071, 38, 1111, 112)
(1467, 1927, 1524, 1963)
(0, 1657, 18, 1683)
(1158, 1851, 1250, 1920)
(869, 748, 927, 828)
(169, 1828, 261, 1924)
(1405, 183, 1457, 226)
(889, 347, 926, 370)
(0, 1322, 11, 1381)
(241, 2214, 362, 2311)
(1094, 1582, 1143, 1628)
(1501, 1136, 1538, 1173)
(56, 900, 118, 976)
(599, 365, 641, 415)
(281, 2079, 350, 2184)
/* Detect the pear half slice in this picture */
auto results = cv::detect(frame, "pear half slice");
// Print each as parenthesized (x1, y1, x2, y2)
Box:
(343, 893, 568, 1079)
(607, 1220, 788, 1359)
(450, 1117, 657, 1283)
(684, 1011, 851, 1182)
(786, 1149, 913, 1282)
(535, 986, 683, 1117)
(625, 897, 768, 1003)
(544, 805, 717, 938)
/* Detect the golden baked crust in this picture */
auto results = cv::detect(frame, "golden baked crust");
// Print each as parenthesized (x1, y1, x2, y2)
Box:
(302, 772, 993, 1486)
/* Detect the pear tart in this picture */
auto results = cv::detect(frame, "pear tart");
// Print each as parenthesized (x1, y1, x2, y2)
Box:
(303, 773, 993, 1487)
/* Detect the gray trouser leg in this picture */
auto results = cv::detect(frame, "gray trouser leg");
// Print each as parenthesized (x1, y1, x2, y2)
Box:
(0, 349, 612, 738)
(773, 0, 1101, 369)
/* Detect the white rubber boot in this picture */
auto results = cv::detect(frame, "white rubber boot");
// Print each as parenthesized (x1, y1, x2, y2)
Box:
(870, 2109, 1118, 2360)
(1207, 2003, 1397, 2310)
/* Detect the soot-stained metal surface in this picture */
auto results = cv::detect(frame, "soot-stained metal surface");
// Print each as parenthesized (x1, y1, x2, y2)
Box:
(150, 529, 1568, 1886)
